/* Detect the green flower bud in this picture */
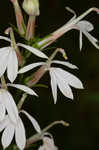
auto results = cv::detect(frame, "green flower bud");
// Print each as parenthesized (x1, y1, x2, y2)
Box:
(22, 0, 40, 16)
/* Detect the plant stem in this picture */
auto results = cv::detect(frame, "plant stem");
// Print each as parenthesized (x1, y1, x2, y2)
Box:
(1, 76, 7, 90)
(17, 93, 27, 110)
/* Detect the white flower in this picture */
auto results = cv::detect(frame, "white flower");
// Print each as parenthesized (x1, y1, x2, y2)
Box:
(49, 67, 83, 103)
(65, 7, 99, 50)
(19, 60, 83, 103)
(0, 36, 48, 82)
(0, 115, 26, 150)
(0, 110, 41, 150)
(0, 83, 37, 123)
(76, 20, 99, 50)
(0, 89, 19, 123)
(38, 132, 58, 150)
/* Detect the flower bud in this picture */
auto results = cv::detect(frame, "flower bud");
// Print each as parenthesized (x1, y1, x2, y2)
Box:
(22, 0, 40, 16)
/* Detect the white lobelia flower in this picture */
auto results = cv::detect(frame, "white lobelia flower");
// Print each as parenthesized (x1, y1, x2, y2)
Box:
(0, 110, 41, 150)
(0, 36, 48, 83)
(38, 132, 58, 150)
(65, 7, 99, 50)
(0, 83, 37, 124)
(19, 60, 84, 103)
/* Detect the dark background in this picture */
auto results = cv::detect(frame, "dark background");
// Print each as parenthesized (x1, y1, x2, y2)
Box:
(1, 0, 99, 150)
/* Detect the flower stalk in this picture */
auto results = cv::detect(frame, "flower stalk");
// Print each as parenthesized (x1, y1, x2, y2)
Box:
(17, 93, 27, 110)
(1, 76, 7, 90)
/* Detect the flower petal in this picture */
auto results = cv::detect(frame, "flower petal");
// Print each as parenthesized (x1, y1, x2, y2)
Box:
(0, 104, 5, 121)
(83, 31, 99, 49)
(0, 116, 9, 132)
(7, 49, 18, 82)
(77, 20, 94, 32)
(3, 90, 19, 123)
(17, 43, 48, 59)
(7, 83, 37, 96)
(0, 36, 11, 42)
(19, 62, 45, 74)
(79, 31, 82, 50)
(15, 117, 26, 150)
(2, 122, 14, 149)
(49, 68, 57, 104)
(54, 68, 83, 89)
(53, 68, 73, 99)
(52, 60, 78, 69)
(21, 110, 41, 133)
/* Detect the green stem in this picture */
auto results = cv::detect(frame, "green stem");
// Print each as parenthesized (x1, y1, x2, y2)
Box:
(17, 93, 27, 110)
(1, 76, 7, 90)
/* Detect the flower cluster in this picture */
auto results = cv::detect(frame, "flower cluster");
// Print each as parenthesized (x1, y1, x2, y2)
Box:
(0, 0, 99, 149)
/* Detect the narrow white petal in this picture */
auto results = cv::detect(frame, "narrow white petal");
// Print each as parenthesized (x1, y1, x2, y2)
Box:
(54, 68, 83, 89)
(2, 123, 14, 149)
(7, 50, 18, 82)
(19, 62, 45, 74)
(15, 117, 26, 150)
(80, 31, 82, 50)
(83, 31, 99, 49)
(77, 20, 94, 32)
(0, 104, 5, 121)
(0, 36, 11, 42)
(0, 47, 10, 77)
(7, 83, 37, 96)
(17, 43, 48, 59)
(53, 68, 74, 99)
(49, 69, 57, 104)
(52, 60, 78, 69)
(0, 116, 9, 132)
(3, 91, 19, 123)
(21, 110, 41, 133)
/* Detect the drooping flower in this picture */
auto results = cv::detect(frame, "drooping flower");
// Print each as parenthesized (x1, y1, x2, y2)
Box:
(19, 60, 83, 103)
(0, 110, 41, 150)
(0, 36, 48, 83)
(0, 83, 37, 123)
(38, 132, 58, 150)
